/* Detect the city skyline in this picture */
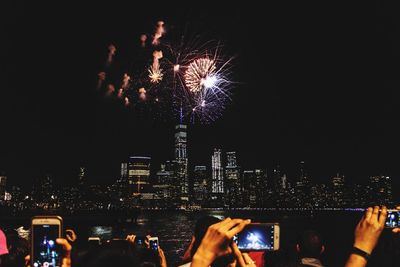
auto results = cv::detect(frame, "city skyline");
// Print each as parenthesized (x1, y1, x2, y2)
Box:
(2, 1, 400, 189)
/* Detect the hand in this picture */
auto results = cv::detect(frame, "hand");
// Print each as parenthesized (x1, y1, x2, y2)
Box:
(25, 238, 72, 267)
(126, 234, 136, 244)
(192, 218, 251, 267)
(66, 229, 77, 243)
(159, 247, 167, 267)
(232, 242, 257, 267)
(353, 206, 387, 254)
(145, 234, 152, 248)
(392, 206, 400, 233)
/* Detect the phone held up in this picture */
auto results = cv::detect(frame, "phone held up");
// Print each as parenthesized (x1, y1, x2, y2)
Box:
(31, 215, 63, 267)
(234, 223, 280, 251)
(148, 237, 159, 251)
(385, 209, 400, 228)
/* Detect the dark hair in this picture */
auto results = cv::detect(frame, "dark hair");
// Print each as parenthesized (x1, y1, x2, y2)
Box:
(77, 240, 139, 267)
(137, 247, 161, 267)
(297, 230, 324, 259)
(191, 216, 221, 257)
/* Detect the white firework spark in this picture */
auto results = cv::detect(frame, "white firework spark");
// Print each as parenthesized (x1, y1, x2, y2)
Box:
(148, 66, 164, 83)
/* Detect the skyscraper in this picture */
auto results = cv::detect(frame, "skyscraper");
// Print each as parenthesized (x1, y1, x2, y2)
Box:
(211, 149, 224, 194)
(193, 166, 208, 204)
(225, 152, 240, 208)
(0, 175, 6, 201)
(175, 123, 189, 201)
(120, 163, 128, 181)
(368, 175, 393, 205)
(128, 156, 151, 196)
(332, 174, 345, 207)
(78, 167, 86, 187)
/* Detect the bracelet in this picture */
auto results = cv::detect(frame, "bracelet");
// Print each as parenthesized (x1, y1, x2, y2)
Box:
(351, 247, 371, 261)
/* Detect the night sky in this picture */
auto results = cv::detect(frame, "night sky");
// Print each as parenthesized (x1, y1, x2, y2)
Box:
(2, 1, 400, 190)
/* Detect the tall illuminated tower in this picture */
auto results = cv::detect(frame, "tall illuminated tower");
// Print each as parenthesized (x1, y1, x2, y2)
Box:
(175, 109, 189, 201)
(212, 149, 224, 194)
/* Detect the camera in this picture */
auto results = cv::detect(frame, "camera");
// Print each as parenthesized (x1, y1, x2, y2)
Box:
(134, 236, 146, 248)
(31, 216, 63, 267)
(148, 237, 159, 251)
(234, 223, 280, 251)
(386, 209, 400, 228)
(89, 226, 113, 241)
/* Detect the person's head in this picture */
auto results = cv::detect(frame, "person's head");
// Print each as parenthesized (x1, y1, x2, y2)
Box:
(78, 240, 139, 267)
(296, 230, 325, 259)
(137, 247, 161, 267)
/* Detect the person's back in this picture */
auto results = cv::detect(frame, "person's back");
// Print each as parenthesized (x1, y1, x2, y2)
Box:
(76, 240, 139, 267)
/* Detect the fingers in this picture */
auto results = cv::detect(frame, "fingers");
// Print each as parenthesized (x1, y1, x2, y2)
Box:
(65, 229, 77, 242)
(242, 253, 256, 265)
(371, 206, 380, 221)
(25, 255, 30, 267)
(126, 234, 136, 244)
(220, 218, 251, 237)
(56, 238, 72, 257)
(365, 207, 373, 221)
(227, 219, 251, 238)
(231, 242, 246, 267)
(378, 206, 387, 226)
(392, 228, 400, 233)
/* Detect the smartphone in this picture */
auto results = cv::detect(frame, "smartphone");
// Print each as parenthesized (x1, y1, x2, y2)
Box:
(88, 236, 101, 247)
(89, 226, 113, 241)
(148, 237, 159, 251)
(31, 216, 63, 267)
(135, 236, 146, 248)
(234, 223, 280, 251)
(385, 209, 400, 228)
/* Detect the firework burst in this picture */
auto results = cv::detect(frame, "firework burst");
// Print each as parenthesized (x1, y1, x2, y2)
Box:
(96, 21, 235, 124)
(184, 58, 217, 93)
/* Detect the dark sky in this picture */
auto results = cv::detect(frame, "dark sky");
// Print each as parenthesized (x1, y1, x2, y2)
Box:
(2, 1, 400, 188)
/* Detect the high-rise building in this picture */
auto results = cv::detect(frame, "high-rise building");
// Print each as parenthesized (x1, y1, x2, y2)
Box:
(255, 169, 267, 207)
(272, 165, 282, 191)
(128, 156, 151, 196)
(368, 175, 393, 205)
(226, 152, 237, 168)
(154, 163, 174, 205)
(225, 152, 240, 208)
(78, 167, 86, 187)
(120, 163, 128, 181)
(299, 161, 310, 185)
(211, 149, 224, 194)
(175, 124, 189, 201)
(193, 166, 208, 204)
(332, 174, 345, 207)
(242, 170, 256, 207)
(0, 175, 6, 201)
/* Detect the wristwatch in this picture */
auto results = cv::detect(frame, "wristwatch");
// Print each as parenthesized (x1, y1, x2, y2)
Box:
(351, 247, 371, 261)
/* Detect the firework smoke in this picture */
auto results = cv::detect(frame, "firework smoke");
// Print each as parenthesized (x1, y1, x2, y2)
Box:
(97, 71, 106, 89)
(152, 21, 165, 45)
(140, 34, 147, 48)
(138, 87, 147, 101)
(106, 44, 117, 66)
